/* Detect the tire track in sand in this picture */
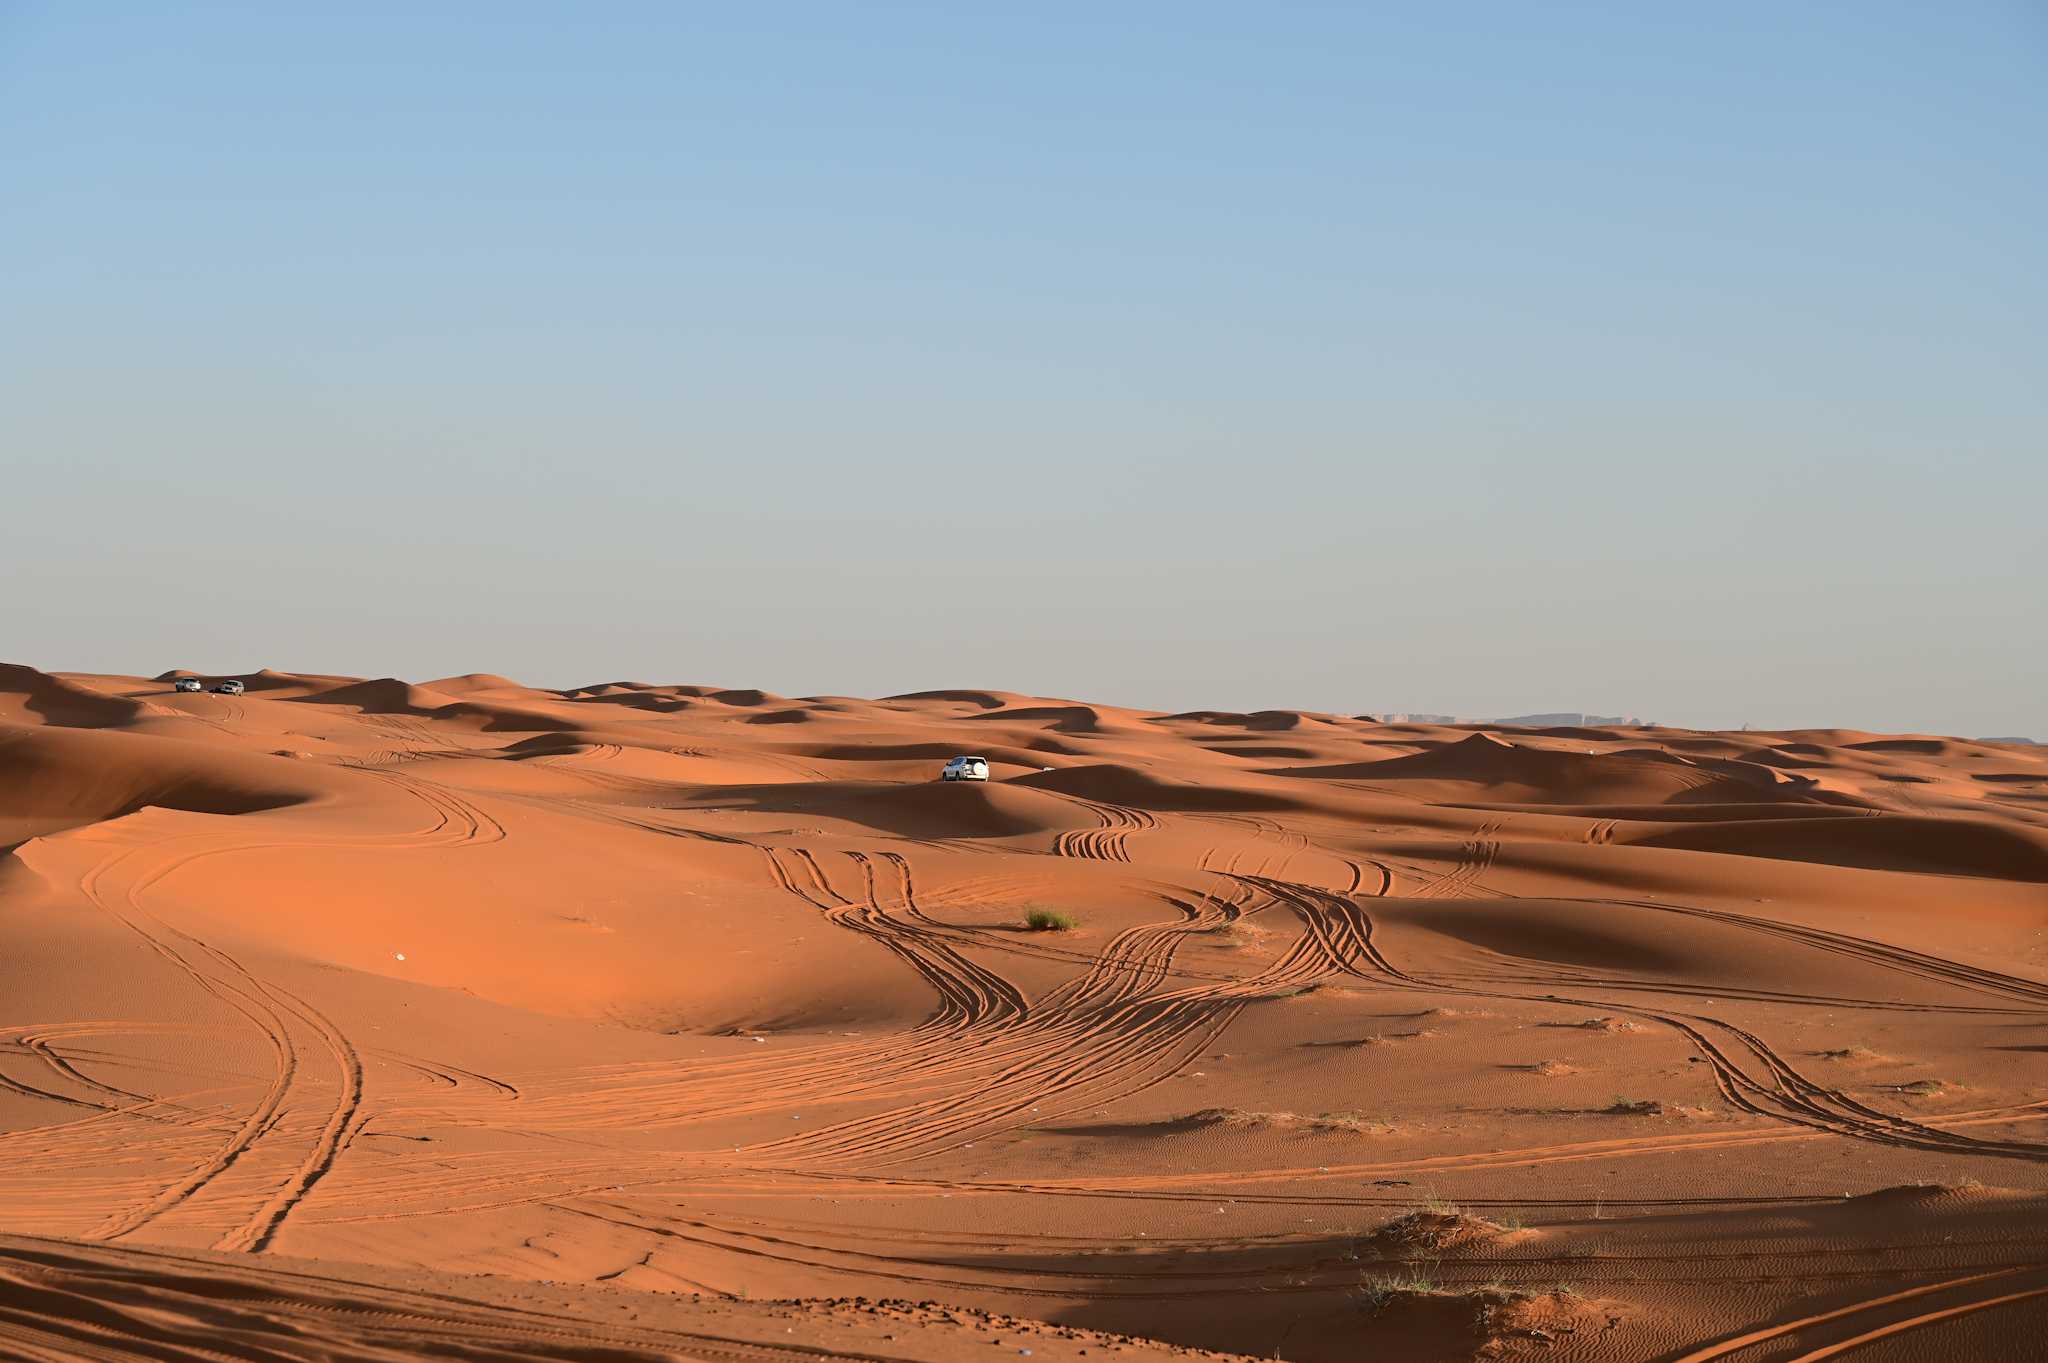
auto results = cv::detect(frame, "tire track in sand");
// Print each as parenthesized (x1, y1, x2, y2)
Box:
(1049, 797, 1155, 864)
(55, 764, 505, 1245)
(1668, 1263, 2048, 1362)
(1247, 875, 2048, 1164)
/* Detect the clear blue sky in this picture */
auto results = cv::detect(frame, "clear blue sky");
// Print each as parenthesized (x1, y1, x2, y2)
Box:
(4, 3, 2043, 734)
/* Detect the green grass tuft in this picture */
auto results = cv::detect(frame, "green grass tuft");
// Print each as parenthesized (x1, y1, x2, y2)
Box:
(1358, 1269, 1439, 1312)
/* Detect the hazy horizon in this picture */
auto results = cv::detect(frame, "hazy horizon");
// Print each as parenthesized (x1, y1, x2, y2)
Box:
(6, 4, 2043, 737)
(14, 660, 2039, 741)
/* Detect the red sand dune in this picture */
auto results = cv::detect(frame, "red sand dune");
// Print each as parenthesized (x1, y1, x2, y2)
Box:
(4, 663, 2048, 1361)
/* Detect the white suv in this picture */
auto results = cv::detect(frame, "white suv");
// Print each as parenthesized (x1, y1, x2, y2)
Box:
(214, 680, 246, 696)
(173, 678, 203, 693)
(940, 756, 990, 782)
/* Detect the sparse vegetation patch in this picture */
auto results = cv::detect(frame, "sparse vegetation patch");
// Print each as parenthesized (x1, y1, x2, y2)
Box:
(1605, 1096, 1665, 1115)
(1187, 1108, 1394, 1135)
(1359, 1268, 1440, 1312)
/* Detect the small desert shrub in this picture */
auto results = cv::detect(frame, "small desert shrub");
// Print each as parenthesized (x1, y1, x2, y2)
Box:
(1882, 1078, 1952, 1095)
(1607, 1096, 1662, 1115)
(1359, 1269, 1439, 1312)
(1375, 1206, 1518, 1254)
(1024, 908, 1076, 932)
(1187, 1108, 1391, 1136)
(1567, 1016, 1643, 1033)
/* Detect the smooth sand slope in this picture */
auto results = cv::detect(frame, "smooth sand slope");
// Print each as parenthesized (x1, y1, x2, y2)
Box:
(4, 664, 2047, 1361)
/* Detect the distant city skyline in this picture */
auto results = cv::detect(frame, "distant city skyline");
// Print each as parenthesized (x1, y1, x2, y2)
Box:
(4, 4, 2043, 737)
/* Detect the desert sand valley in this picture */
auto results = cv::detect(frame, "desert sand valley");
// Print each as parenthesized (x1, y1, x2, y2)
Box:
(3, 662, 2047, 1362)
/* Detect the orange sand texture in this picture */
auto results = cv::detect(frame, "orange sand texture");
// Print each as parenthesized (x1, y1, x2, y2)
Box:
(4, 662, 2047, 1361)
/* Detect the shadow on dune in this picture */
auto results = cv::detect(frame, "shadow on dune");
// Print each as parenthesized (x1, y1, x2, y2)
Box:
(1628, 814, 2048, 882)
(936, 1232, 1538, 1363)
(675, 779, 1100, 840)
(285, 677, 461, 715)
(1378, 897, 1703, 977)
(286, 679, 614, 735)
(886, 688, 1015, 710)
(1013, 764, 1311, 813)
(0, 725, 322, 851)
(788, 741, 1064, 768)
(558, 691, 698, 714)
(1, 664, 148, 729)
(965, 704, 1113, 733)
(1463, 800, 1875, 822)
(1157, 709, 1347, 731)
(1846, 738, 1955, 756)
(1271, 732, 1829, 808)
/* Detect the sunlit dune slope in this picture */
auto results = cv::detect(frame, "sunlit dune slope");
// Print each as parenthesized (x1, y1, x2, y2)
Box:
(4, 661, 2047, 1363)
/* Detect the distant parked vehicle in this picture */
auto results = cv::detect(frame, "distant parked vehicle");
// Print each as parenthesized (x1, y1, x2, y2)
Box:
(173, 678, 203, 693)
(214, 680, 246, 696)
(941, 755, 990, 782)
